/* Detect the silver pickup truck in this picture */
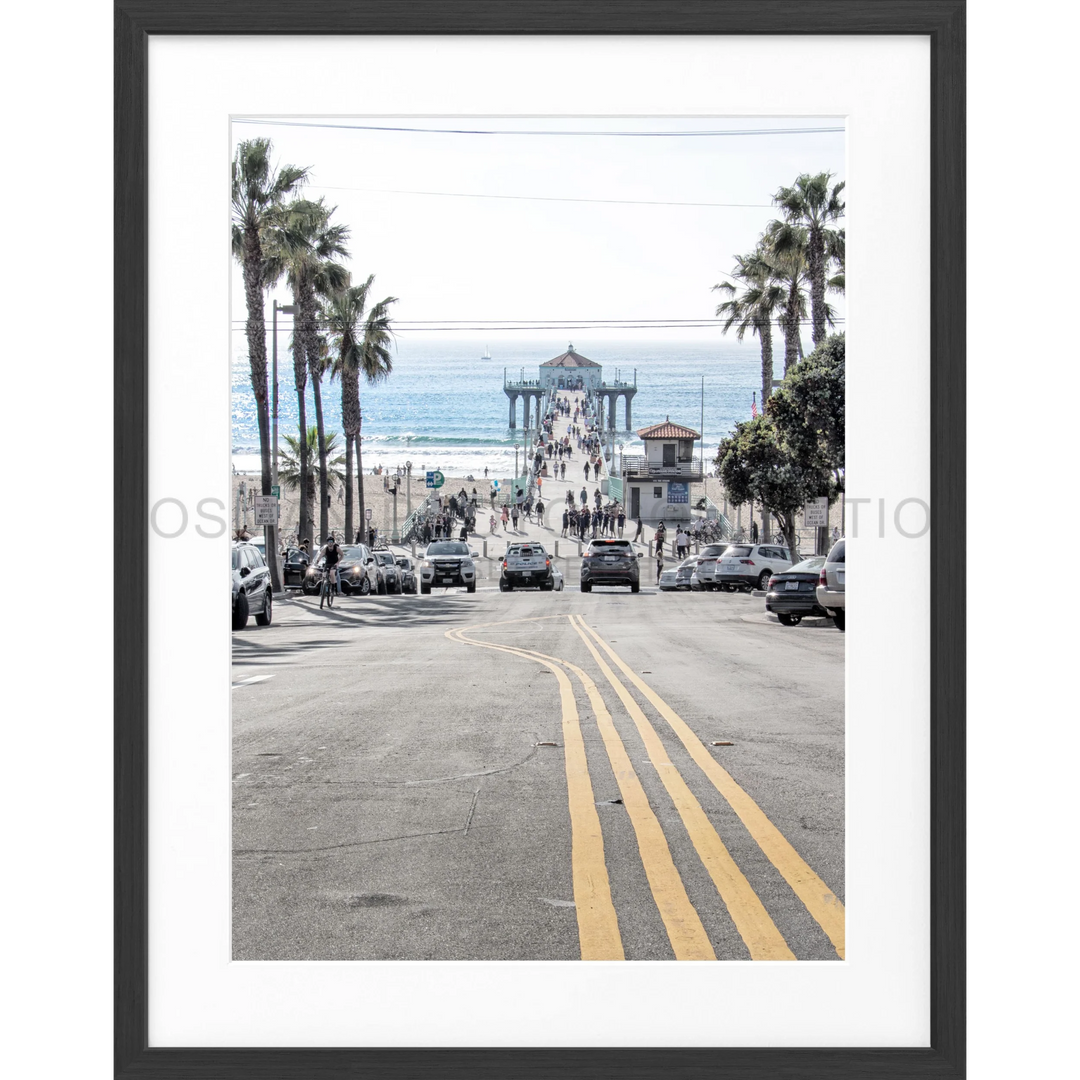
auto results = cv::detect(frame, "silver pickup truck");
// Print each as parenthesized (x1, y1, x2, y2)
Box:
(499, 542, 555, 591)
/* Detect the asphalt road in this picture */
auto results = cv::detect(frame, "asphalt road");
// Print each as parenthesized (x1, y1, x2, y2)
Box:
(232, 579, 845, 962)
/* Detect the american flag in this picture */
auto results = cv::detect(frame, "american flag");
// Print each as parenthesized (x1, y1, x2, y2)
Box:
(751, 394, 758, 418)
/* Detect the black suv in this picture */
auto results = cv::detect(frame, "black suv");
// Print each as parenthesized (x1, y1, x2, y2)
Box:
(580, 539, 641, 593)
(232, 541, 273, 629)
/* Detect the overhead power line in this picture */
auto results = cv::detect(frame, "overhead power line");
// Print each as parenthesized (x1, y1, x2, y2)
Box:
(306, 183, 774, 208)
(234, 118, 845, 138)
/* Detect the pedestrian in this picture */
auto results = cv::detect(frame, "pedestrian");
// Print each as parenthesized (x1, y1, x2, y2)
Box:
(536, 498, 544, 525)
(560, 461, 566, 480)
(632, 515, 643, 542)
(484, 466, 489, 479)
(580, 486, 588, 507)
(561, 508, 569, 536)
(656, 550, 665, 584)
(368, 525, 376, 548)
(459, 523, 468, 541)
(511, 505, 520, 531)
(751, 519, 759, 543)
(490, 514, 497, 533)
(501, 505, 509, 531)
(584, 461, 590, 481)
(617, 508, 625, 537)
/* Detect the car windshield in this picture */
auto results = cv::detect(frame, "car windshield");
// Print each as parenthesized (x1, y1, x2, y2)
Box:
(375, 552, 396, 565)
(723, 545, 753, 558)
(231, 548, 244, 570)
(285, 548, 307, 561)
(590, 540, 632, 550)
(827, 540, 846, 563)
(340, 546, 365, 561)
(426, 542, 469, 556)
(395, 558, 410, 568)
(789, 557, 826, 574)
(702, 545, 726, 556)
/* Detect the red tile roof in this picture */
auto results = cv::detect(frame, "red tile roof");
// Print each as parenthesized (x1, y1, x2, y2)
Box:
(636, 420, 701, 440)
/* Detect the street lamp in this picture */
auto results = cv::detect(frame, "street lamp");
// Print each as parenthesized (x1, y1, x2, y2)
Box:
(389, 477, 401, 542)
(405, 460, 413, 518)
(271, 299, 296, 589)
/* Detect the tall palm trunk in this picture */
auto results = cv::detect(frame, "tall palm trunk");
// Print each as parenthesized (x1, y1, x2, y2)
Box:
(241, 225, 280, 590)
(758, 319, 774, 405)
(782, 279, 801, 374)
(356, 419, 367, 540)
(808, 226, 827, 347)
(291, 306, 310, 546)
(341, 370, 361, 541)
(311, 366, 329, 542)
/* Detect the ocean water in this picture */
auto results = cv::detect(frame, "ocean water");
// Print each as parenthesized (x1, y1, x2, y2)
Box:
(231, 337, 768, 477)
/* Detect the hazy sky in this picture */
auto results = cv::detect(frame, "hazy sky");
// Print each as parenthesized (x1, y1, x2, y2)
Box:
(231, 116, 845, 343)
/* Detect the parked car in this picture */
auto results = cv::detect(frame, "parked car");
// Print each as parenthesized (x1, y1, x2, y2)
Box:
(550, 562, 565, 591)
(580, 538, 641, 593)
(420, 541, 479, 594)
(816, 538, 846, 631)
(658, 567, 679, 591)
(500, 542, 555, 591)
(765, 556, 828, 625)
(675, 557, 697, 590)
(232, 540, 272, 630)
(395, 555, 417, 594)
(338, 545, 378, 596)
(691, 543, 730, 590)
(302, 545, 377, 597)
(371, 549, 404, 594)
(282, 546, 312, 590)
(715, 543, 794, 591)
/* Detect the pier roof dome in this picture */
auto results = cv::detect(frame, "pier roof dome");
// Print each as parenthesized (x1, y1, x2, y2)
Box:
(541, 343, 601, 368)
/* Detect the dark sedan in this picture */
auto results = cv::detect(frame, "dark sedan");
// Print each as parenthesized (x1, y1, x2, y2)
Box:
(764, 556, 828, 626)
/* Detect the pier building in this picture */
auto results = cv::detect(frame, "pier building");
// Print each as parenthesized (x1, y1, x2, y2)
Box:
(621, 418, 702, 522)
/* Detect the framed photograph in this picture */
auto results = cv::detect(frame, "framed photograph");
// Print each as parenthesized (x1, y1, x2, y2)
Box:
(117, 1, 964, 1076)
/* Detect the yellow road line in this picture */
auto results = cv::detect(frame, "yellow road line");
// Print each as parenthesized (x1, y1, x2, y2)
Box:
(569, 615, 795, 961)
(575, 619, 846, 960)
(445, 628, 623, 960)
(450, 626, 715, 961)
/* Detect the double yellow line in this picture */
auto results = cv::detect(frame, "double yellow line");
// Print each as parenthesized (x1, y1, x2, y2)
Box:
(447, 614, 844, 961)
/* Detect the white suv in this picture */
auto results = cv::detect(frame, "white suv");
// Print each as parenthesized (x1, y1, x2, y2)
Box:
(816, 538, 846, 631)
(715, 543, 794, 591)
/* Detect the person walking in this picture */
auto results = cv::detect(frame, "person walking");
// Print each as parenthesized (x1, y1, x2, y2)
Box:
(584, 461, 590, 482)
(536, 498, 544, 526)
(560, 460, 566, 480)
(501, 505, 509, 531)
(511, 504, 520, 531)
(617, 507, 625, 537)
(580, 486, 588, 507)
(561, 508, 569, 536)
(632, 515, 643, 542)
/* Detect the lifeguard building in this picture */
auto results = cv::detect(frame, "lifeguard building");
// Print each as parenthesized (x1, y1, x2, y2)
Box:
(621, 418, 703, 522)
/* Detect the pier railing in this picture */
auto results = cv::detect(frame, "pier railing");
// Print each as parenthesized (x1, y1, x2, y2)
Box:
(621, 456, 704, 482)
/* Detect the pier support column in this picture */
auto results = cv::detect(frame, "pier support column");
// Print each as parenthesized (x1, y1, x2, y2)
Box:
(608, 393, 617, 431)
(624, 394, 632, 431)
(509, 394, 518, 428)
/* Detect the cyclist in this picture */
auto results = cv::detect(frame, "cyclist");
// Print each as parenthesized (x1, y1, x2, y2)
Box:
(317, 533, 343, 596)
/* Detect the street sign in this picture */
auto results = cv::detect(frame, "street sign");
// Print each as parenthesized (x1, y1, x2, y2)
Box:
(271, 485, 280, 499)
(254, 495, 278, 525)
(365, 508, 373, 520)
(426, 470, 445, 489)
(804, 497, 829, 528)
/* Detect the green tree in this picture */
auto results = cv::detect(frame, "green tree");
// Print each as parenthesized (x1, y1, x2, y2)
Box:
(231, 138, 308, 589)
(713, 245, 785, 408)
(715, 415, 833, 564)
(279, 425, 346, 538)
(267, 198, 350, 545)
(772, 172, 846, 347)
(325, 278, 397, 539)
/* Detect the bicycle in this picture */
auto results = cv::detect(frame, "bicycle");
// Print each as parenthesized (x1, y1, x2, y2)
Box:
(319, 563, 338, 609)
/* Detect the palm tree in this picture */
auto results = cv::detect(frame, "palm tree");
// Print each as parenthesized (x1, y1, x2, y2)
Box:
(714, 246, 785, 408)
(773, 173, 846, 346)
(231, 138, 308, 590)
(763, 221, 811, 375)
(279, 425, 345, 536)
(325, 278, 398, 540)
(267, 198, 350, 546)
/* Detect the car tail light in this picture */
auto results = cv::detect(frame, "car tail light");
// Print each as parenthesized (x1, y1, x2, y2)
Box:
(819, 567, 828, 586)
(502, 560, 508, 569)
(740, 558, 754, 565)
(546, 559, 551, 567)
(768, 577, 776, 590)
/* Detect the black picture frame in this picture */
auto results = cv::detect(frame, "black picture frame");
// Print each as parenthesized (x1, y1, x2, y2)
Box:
(115, 2, 965, 1076)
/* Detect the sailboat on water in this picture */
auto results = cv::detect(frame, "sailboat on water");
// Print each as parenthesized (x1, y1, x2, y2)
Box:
(481, 344, 492, 360)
